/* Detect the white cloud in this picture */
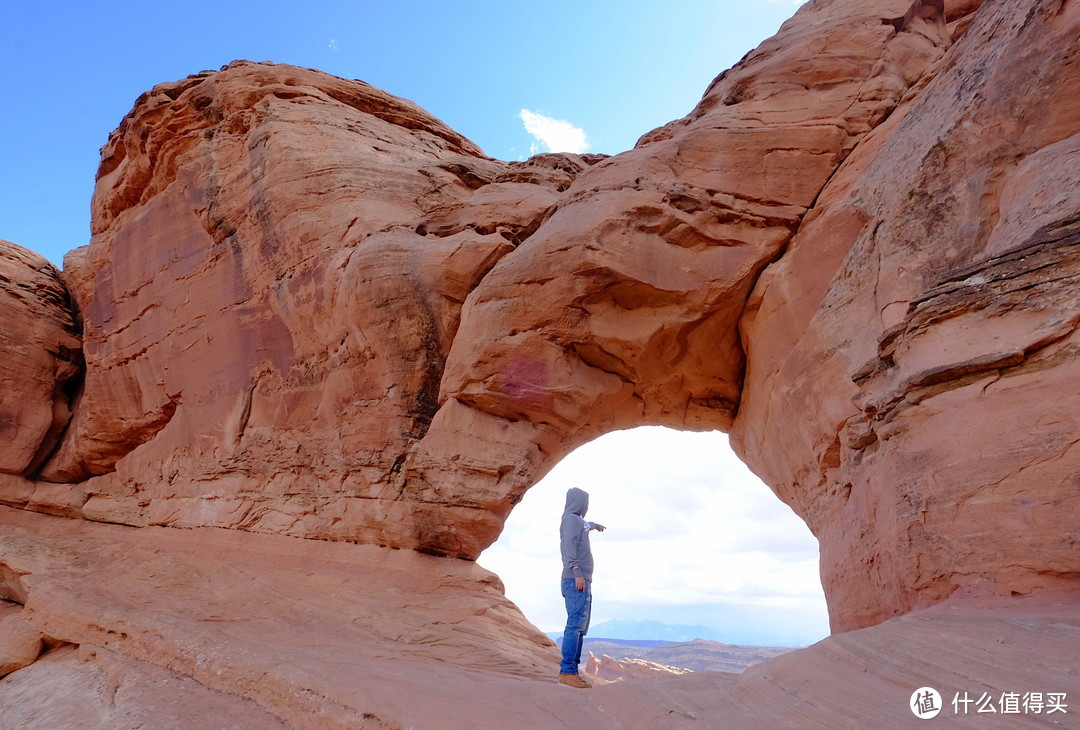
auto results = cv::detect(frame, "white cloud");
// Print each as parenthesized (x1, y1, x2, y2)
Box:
(328, 39, 339, 53)
(518, 109, 589, 154)
(478, 426, 830, 645)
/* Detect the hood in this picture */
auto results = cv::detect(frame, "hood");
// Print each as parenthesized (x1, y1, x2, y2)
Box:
(564, 487, 589, 516)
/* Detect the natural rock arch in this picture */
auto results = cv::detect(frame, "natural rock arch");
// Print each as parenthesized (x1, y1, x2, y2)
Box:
(1, 0, 1078, 657)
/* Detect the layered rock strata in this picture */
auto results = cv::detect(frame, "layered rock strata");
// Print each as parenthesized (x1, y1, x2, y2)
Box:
(730, 0, 1080, 630)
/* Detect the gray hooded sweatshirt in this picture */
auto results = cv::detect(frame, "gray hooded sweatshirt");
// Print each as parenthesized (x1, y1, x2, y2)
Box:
(560, 487, 595, 582)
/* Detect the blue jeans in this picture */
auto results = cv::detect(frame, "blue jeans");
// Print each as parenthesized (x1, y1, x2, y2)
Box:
(559, 577, 592, 675)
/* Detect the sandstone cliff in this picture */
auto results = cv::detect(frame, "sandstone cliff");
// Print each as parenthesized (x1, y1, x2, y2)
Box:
(2, 0, 1079, 726)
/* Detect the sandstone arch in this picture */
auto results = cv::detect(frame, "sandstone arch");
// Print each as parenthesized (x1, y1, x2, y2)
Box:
(2, 0, 1080, 723)
(3, 0, 1078, 631)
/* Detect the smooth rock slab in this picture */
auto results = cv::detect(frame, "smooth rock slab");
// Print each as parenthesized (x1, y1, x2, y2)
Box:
(1, 508, 1076, 728)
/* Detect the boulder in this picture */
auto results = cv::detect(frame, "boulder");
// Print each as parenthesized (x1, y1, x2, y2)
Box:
(0, 241, 80, 478)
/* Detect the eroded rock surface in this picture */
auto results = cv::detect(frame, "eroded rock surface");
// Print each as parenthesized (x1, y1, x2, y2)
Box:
(2, 0, 1079, 725)
(2, 507, 1076, 729)
(0, 241, 80, 478)
(11, 0, 960, 564)
(730, 0, 1080, 631)
(0, 506, 555, 729)
(31, 61, 606, 556)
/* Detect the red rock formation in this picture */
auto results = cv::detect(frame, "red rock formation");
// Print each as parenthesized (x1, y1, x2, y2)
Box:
(2, 507, 1077, 728)
(0, 241, 80, 479)
(0, 505, 555, 728)
(10, 0, 960, 563)
(32, 61, 605, 557)
(585, 651, 693, 682)
(2, 0, 1079, 725)
(730, 0, 1080, 631)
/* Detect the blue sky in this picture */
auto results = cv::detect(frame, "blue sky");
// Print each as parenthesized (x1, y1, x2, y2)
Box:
(3, 1, 826, 645)
(4, 0, 802, 265)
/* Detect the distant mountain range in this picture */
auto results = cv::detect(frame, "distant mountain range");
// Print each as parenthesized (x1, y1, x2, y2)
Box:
(590, 619, 731, 643)
(547, 618, 809, 647)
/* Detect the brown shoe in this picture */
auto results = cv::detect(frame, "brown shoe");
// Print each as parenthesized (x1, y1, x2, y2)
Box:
(558, 673, 591, 689)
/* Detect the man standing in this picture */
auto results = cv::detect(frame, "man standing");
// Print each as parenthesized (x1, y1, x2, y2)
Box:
(558, 487, 605, 688)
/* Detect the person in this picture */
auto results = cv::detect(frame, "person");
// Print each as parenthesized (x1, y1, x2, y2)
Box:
(558, 487, 605, 688)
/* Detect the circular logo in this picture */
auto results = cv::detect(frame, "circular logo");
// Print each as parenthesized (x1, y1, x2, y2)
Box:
(911, 687, 943, 719)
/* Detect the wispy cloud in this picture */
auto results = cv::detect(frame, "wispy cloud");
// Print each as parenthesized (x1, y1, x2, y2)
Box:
(328, 38, 339, 53)
(518, 109, 589, 155)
